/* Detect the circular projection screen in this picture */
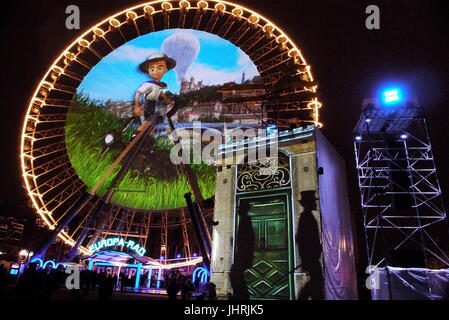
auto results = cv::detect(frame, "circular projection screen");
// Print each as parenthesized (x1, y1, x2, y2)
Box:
(66, 29, 261, 211)
(21, 0, 320, 253)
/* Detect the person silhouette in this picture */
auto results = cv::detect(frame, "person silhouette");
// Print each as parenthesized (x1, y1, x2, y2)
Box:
(297, 190, 324, 300)
(230, 200, 255, 300)
(167, 277, 179, 300)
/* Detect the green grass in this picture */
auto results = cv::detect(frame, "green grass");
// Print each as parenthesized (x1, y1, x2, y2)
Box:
(65, 92, 215, 210)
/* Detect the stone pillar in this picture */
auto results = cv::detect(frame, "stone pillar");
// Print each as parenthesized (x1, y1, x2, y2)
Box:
(210, 165, 236, 298)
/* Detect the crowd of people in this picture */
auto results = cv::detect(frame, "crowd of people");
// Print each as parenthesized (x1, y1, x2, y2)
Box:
(0, 264, 8, 294)
(14, 263, 68, 300)
(162, 268, 216, 300)
(0, 262, 216, 300)
(10, 263, 117, 300)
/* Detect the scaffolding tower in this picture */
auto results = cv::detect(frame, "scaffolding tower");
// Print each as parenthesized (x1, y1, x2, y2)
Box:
(0, 217, 25, 257)
(354, 97, 449, 269)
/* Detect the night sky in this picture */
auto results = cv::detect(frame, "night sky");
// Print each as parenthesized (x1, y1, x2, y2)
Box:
(1, 0, 448, 267)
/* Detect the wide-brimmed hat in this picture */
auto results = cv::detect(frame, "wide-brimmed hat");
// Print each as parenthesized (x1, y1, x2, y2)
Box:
(139, 53, 176, 73)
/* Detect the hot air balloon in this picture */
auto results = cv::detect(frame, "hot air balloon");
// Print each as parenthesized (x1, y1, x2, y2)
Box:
(161, 31, 200, 83)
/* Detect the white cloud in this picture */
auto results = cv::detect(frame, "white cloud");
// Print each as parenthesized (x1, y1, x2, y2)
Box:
(237, 50, 252, 67)
(105, 44, 158, 63)
(184, 29, 223, 43)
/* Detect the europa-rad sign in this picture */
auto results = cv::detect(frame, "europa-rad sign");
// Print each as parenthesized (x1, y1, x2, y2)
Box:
(88, 237, 146, 257)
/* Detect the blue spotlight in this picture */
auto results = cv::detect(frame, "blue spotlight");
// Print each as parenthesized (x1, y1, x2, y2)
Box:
(382, 88, 402, 105)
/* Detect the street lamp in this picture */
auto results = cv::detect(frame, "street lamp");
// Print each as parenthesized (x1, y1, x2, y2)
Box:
(19, 249, 33, 263)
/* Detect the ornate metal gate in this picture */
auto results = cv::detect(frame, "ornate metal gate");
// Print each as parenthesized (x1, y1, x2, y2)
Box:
(234, 152, 294, 299)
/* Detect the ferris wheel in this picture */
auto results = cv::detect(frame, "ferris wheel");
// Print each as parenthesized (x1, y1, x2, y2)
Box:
(20, 0, 321, 265)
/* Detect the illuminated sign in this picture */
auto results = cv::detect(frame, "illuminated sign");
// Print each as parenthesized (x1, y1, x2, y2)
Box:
(10, 263, 20, 275)
(192, 266, 209, 284)
(89, 237, 146, 257)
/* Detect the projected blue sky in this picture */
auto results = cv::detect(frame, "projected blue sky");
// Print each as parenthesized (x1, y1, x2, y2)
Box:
(78, 29, 260, 102)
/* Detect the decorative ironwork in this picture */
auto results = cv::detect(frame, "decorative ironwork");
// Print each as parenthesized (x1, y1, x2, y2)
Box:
(237, 153, 290, 193)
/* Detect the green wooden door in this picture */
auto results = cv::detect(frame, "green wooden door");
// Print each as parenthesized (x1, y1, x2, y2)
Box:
(236, 194, 291, 300)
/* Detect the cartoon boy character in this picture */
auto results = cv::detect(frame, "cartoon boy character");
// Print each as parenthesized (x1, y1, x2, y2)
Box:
(134, 53, 176, 120)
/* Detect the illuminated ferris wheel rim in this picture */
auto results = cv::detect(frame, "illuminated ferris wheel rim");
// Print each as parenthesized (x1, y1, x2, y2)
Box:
(20, 0, 322, 256)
